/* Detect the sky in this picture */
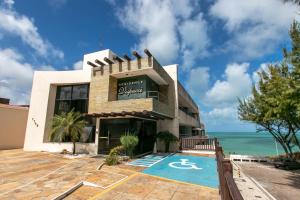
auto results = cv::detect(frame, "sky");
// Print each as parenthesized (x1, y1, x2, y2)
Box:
(0, 0, 299, 132)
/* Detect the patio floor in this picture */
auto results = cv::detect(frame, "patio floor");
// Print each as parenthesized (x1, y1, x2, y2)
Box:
(0, 149, 220, 200)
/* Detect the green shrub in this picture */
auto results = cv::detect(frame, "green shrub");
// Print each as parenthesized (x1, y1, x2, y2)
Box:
(105, 146, 124, 166)
(156, 131, 178, 152)
(105, 154, 119, 166)
(120, 133, 139, 158)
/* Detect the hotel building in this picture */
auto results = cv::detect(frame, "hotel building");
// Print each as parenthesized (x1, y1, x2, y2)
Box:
(24, 49, 204, 154)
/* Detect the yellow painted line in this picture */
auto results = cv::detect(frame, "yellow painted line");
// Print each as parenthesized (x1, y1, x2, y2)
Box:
(143, 173, 218, 191)
(88, 173, 138, 200)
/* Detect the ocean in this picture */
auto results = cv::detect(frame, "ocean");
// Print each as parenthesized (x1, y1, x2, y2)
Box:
(208, 132, 294, 156)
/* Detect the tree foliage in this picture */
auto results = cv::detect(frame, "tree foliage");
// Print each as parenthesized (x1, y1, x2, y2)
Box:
(156, 131, 178, 152)
(120, 133, 139, 158)
(50, 109, 87, 155)
(238, 21, 300, 158)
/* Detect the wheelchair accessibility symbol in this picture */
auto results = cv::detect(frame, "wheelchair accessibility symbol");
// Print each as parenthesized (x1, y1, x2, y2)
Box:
(168, 159, 202, 170)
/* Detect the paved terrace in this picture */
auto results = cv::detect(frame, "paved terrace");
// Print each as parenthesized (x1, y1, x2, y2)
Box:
(0, 149, 219, 200)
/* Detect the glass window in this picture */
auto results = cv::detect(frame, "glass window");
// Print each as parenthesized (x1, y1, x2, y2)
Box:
(71, 99, 88, 113)
(56, 86, 72, 100)
(52, 84, 94, 143)
(54, 84, 89, 115)
(72, 85, 89, 99)
(55, 100, 70, 114)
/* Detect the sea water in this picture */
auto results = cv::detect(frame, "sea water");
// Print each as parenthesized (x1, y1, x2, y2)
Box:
(208, 132, 290, 156)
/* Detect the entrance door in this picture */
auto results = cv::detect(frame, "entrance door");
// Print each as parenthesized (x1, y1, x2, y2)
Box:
(98, 128, 110, 154)
(98, 118, 156, 154)
(98, 119, 128, 154)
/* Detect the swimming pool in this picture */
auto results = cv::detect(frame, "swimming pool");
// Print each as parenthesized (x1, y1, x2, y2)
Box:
(142, 154, 219, 188)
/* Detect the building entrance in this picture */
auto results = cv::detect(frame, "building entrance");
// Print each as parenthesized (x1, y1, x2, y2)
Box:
(98, 118, 156, 154)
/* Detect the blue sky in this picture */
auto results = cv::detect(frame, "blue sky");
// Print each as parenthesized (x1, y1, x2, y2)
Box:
(0, 0, 299, 132)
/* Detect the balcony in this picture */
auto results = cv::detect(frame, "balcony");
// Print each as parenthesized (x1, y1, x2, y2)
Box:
(178, 108, 200, 127)
(147, 91, 168, 104)
(177, 81, 198, 113)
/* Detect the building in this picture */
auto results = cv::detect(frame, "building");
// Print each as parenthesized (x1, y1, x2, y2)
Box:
(0, 99, 29, 150)
(24, 49, 203, 154)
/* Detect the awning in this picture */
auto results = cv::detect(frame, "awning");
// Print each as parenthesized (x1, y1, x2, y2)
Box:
(86, 110, 172, 120)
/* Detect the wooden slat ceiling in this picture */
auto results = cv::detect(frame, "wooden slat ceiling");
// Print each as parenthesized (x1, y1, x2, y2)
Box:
(86, 110, 171, 120)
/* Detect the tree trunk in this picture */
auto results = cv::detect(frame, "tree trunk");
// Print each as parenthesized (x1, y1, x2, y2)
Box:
(72, 142, 76, 155)
(276, 138, 291, 158)
(286, 142, 294, 159)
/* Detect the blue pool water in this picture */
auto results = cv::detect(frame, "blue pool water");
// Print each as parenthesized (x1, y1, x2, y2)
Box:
(143, 154, 218, 188)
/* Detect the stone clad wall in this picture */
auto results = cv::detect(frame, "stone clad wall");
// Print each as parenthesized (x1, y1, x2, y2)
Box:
(89, 56, 175, 118)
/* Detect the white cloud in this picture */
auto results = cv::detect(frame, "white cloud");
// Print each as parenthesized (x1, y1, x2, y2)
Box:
(171, 0, 194, 19)
(179, 13, 209, 70)
(2, 0, 14, 9)
(205, 107, 236, 120)
(73, 60, 83, 70)
(0, 1, 64, 59)
(115, 0, 209, 69)
(186, 67, 210, 97)
(252, 63, 269, 85)
(118, 0, 179, 64)
(204, 63, 252, 107)
(210, 0, 299, 60)
(201, 107, 254, 131)
(0, 48, 33, 104)
(0, 48, 54, 104)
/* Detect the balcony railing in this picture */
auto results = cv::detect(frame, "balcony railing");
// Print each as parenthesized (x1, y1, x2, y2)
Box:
(179, 106, 198, 120)
(180, 136, 217, 151)
(216, 146, 244, 200)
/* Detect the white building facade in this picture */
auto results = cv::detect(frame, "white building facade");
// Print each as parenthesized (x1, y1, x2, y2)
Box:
(24, 49, 203, 154)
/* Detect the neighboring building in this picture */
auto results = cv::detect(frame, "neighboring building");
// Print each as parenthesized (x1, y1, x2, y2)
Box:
(24, 49, 203, 154)
(0, 100, 29, 150)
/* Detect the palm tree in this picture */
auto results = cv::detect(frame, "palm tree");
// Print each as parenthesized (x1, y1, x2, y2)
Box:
(50, 110, 87, 155)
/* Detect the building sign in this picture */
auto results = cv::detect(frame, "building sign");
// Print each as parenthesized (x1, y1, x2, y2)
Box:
(118, 80, 144, 96)
(117, 76, 147, 100)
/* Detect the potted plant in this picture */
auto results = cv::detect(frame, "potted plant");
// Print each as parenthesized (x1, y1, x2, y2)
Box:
(50, 109, 87, 155)
(120, 133, 139, 158)
(156, 131, 178, 152)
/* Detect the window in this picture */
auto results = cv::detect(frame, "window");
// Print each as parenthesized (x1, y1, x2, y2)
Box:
(52, 84, 95, 143)
(54, 84, 89, 114)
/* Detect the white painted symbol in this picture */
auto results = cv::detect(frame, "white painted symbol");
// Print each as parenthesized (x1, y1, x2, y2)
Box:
(168, 159, 202, 170)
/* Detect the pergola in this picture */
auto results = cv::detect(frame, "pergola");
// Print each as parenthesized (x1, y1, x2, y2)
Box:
(87, 48, 153, 74)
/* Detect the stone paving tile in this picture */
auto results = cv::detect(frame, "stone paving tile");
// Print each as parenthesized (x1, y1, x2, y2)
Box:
(64, 186, 104, 200)
(0, 150, 220, 200)
(93, 173, 220, 200)
(171, 191, 198, 200)
(144, 188, 176, 200)
(0, 150, 105, 200)
(85, 171, 127, 187)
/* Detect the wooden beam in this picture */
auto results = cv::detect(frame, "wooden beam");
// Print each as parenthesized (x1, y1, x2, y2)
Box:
(87, 61, 98, 68)
(93, 66, 102, 72)
(95, 59, 105, 66)
(144, 49, 152, 57)
(104, 57, 114, 65)
(113, 55, 124, 63)
(123, 54, 131, 61)
(132, 51, 141, 59)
